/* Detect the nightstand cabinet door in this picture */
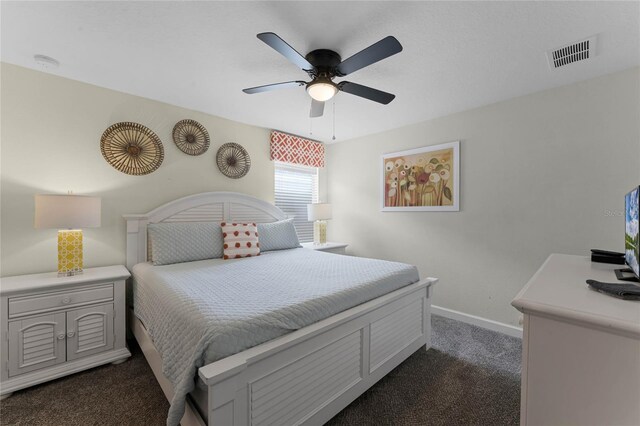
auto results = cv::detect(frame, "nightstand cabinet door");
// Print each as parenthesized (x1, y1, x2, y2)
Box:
(8, 312, 66, 377)
(65, 304, 114, 361)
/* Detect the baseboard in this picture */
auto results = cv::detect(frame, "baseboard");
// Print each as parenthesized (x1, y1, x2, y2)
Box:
(432, 305, 523, 338)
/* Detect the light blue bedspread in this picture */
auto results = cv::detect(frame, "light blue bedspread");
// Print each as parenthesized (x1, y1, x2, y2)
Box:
(132, 248, 419, 425)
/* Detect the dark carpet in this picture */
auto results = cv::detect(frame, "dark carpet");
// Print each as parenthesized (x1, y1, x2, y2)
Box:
(0, 315, 521, 425)
(0, 342, 169, 426)
(327, 315, 522, 426)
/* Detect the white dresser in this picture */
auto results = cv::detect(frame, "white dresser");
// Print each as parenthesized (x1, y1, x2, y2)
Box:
(512, 254, 640, 426)
(0, 266, 131, 398)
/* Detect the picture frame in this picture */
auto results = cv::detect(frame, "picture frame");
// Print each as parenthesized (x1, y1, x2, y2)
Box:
(381, 141, 460, 212)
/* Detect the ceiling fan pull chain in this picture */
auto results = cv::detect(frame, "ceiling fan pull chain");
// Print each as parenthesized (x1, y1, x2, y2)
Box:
(309, 117, 313, 136)
(332, 101, 336, 141)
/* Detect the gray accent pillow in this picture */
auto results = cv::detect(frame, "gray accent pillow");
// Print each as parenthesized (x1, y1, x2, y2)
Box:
(148, 222, 223, 265)
(257, 218, 302, 252)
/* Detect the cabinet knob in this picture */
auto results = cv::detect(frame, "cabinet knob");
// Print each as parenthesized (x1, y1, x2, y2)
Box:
(57, 333, 66, 340)
(61, 297, 71, 304)
(67, 331, 75, 338)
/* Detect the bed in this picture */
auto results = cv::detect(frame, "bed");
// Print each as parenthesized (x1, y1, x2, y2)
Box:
(124, 192, 438, 426)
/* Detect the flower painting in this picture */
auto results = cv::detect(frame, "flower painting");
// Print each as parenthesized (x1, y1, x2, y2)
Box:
(381, 141, 460, 211)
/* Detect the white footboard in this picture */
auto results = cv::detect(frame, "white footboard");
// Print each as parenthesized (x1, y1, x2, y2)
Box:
(198, 278, 436, 426)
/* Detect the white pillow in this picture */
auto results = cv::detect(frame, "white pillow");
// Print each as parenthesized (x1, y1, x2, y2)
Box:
(147, 222, 223, 265)
(257, 218, 302, 252)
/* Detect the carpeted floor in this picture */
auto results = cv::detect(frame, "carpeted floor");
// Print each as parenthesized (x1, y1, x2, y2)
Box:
(0, 315, 521, 425)
(327, 315, 522, 426)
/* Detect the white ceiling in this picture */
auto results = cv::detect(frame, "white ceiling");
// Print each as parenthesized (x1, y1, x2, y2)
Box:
(2, 1, 639, 143)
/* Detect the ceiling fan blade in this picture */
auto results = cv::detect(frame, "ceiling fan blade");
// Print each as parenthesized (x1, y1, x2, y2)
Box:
(257, 32, 314, 71)
(339, 81, 395, 104)
(310, 99, 324, 118)
(337, 36, 403, 76)
(242, 81, 305, 94)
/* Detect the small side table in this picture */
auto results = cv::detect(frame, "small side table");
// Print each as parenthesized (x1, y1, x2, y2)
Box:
(0, 265, 131, 399)
(301, 242, 349, 255)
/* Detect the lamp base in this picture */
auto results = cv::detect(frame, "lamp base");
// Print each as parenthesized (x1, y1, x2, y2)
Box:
(58, 270, 83, 277)
(58, 230, 84, 276)
(313, 220, 327, 245)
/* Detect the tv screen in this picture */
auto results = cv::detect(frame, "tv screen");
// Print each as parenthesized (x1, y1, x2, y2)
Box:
(625, 186, 639, 278)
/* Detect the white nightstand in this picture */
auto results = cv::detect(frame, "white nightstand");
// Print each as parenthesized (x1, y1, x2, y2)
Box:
(301, 242, 349, 255)
(0, 265, 131, 399)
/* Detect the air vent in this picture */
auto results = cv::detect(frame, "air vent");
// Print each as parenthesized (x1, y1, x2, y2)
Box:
(547, 36, 596, 69)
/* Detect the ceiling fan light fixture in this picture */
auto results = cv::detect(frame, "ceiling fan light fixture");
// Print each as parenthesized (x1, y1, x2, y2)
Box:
(306, 79, 338, 102)
(244, 33, 402, 117)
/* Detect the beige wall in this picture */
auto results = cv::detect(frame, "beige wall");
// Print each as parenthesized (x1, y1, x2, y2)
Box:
(1, 63, 329, 276)
(326, 67, 640, 327)
(3, 62, 638, 326)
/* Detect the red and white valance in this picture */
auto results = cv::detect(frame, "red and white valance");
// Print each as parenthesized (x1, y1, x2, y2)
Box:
(270, 130, 325, 168)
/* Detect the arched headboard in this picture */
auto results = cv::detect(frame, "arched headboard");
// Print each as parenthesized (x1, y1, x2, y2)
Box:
(123, 192, 287, 269)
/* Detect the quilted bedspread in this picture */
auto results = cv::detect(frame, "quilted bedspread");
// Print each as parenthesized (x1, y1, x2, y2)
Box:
(132, 248, 419, 425)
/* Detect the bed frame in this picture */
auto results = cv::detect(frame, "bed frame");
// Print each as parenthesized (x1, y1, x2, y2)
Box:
(124, 191, 437, 426)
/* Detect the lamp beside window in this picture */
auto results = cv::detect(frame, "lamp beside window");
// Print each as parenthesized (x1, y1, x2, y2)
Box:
(34, 194, 101, 276)
(307, 203, 332, 245)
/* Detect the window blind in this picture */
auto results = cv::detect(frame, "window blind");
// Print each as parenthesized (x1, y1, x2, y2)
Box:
(274, 162, 319, 242)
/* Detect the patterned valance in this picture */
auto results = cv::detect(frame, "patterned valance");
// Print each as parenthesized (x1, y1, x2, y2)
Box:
(270, 130, 325, 168)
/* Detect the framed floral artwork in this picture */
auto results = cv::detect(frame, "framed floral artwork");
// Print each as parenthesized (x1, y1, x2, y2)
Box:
(381, 141, 460, 211)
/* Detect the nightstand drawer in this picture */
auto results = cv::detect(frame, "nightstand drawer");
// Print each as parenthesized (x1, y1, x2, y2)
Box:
(8, 284, 114, 318)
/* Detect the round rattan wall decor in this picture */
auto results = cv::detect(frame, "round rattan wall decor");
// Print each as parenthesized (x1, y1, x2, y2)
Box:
(100, 122, 164, 176)
(172, 119, 210, 156)
(216, 143, 251, 179)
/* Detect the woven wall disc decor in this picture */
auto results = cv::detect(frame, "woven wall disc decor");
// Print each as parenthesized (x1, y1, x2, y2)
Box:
(100, 122, 164, 176)
(216, 143, 251, 179)
(172, 119, 210, 156)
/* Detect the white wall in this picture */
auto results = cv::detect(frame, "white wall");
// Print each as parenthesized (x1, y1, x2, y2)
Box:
(1, 63, 329, 276)
(2, 63, 638, 326)
(326, 67, 640, 326)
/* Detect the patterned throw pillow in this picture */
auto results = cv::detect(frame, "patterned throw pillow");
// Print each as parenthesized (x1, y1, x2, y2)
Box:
(257, 218, 302, 252)
(221, 222, 260, 259)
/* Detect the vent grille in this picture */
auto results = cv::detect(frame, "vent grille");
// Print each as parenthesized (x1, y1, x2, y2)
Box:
(547, 37, 596, 69)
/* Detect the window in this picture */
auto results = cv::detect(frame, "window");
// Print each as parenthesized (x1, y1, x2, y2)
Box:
(274, 162, 319, 242)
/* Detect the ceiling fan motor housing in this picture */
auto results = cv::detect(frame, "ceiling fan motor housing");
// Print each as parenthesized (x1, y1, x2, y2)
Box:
(305, 49, 342, 77)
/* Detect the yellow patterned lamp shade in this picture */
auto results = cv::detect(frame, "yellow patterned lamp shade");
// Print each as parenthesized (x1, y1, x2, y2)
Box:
(35, 195, 101, 276)
(307, 203, 332, 245)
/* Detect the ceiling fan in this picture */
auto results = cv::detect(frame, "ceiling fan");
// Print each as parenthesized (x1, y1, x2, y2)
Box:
(242, 32, 403, 118)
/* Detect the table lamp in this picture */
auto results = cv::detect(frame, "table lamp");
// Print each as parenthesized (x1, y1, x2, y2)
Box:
(307, 203, 332, 245)
(34, 194, 101, 276)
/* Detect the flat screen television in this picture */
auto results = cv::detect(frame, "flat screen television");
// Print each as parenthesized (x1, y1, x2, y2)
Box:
(624, 186, 639, 278)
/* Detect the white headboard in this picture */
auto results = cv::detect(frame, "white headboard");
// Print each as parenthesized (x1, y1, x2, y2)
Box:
(123, 192, 287, 270)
